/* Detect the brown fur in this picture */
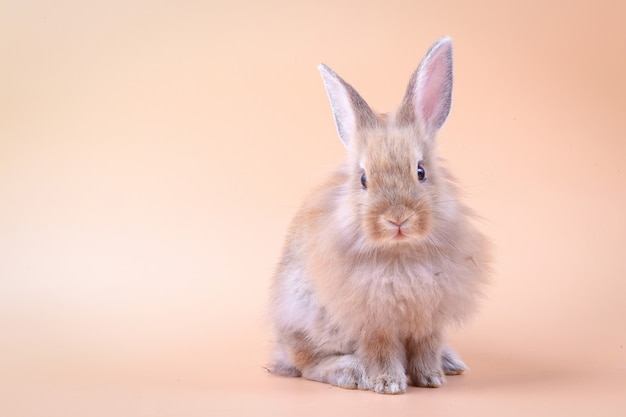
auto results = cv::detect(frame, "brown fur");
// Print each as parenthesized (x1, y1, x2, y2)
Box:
(268, 37, 491, 394)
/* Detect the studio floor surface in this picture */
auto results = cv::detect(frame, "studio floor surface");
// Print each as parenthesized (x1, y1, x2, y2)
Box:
(3, 334, 625, 416)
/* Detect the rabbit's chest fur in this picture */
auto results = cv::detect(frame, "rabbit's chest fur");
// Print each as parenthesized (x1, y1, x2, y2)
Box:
(311, 246, 454, 338)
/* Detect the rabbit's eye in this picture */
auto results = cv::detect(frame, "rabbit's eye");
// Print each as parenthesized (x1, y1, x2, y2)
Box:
(360, 173, 367, 189)
(417, 164, 426, 181)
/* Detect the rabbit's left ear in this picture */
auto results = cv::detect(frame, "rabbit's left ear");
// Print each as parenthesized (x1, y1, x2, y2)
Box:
(318, 64, 378, 147)
(398, 36, 453, 137)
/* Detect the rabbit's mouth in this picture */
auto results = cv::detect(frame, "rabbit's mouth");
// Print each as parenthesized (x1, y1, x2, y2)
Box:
(394, 229, 406, 239)
(388, 225, 414, 242)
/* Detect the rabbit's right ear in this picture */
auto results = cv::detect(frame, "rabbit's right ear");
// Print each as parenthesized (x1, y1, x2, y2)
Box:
(318, 64, 377, 147)
(397, 36, 454, 138)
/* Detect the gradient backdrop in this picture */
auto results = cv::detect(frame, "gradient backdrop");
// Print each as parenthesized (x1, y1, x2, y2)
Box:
(1, 1, 625, 416)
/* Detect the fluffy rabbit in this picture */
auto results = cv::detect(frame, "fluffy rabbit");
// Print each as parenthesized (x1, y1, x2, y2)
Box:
(268, 37, 490, 394)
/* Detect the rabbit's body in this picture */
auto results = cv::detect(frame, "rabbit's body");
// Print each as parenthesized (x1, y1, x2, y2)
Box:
(268, 37, 490, 394)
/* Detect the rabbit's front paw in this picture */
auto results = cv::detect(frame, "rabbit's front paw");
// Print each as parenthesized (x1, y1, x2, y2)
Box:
(371, 374, 408, 394)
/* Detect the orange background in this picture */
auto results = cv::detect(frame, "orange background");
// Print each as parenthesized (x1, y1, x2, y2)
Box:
(1, 1, 625, 415)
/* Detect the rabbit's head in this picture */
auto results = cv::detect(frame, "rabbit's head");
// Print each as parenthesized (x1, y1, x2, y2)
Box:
(319, 37, 459, 248)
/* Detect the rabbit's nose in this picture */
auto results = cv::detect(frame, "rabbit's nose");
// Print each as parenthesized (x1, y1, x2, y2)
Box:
(384, 217, 409, 228)
(384, 205, 413, 227)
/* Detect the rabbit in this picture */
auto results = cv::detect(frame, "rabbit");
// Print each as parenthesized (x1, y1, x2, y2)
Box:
(267, 36, 491, 394)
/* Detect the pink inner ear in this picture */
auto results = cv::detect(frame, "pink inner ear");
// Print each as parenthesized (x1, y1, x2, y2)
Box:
(415, 43, 452, 133)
